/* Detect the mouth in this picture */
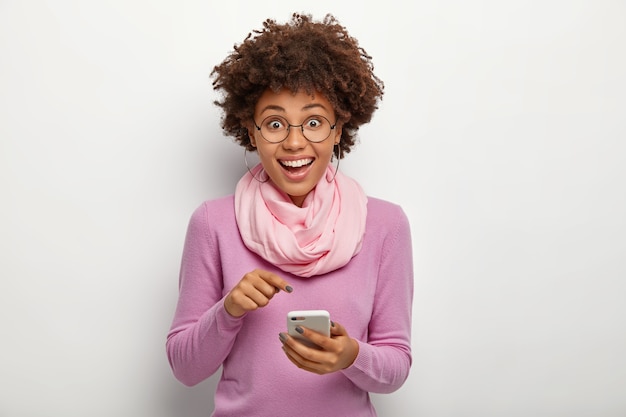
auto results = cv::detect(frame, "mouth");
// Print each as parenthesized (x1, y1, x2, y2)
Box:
(279, 158, 314, 175)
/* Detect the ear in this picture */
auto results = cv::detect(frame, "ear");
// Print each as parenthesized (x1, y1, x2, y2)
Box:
(246, 124, 257, 147)
(333, 124, 342, 145)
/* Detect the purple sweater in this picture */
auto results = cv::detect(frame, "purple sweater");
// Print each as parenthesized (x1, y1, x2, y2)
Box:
(166, 195, 413, 417)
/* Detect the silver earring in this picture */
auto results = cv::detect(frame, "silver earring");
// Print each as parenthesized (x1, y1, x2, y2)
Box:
(244, 148, 269, 183)
(327, 144, 340, 183)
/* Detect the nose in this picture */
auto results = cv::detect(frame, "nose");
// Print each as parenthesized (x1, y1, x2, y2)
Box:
(282, 125, 307, 149)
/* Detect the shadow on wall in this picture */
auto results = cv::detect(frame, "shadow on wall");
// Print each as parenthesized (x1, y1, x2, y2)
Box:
(190, 127, 246, 200)
(160, 370, 220, 416)
(155, 132, 237, 416)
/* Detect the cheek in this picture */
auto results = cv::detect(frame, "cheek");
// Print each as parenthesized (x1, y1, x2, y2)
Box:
(321, 143, 336, 159)
(255, 146, 278, 169)
(255, 146, 272, 159)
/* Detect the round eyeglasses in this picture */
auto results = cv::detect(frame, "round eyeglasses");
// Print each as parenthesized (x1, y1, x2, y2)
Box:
(253, 115, 337, 143)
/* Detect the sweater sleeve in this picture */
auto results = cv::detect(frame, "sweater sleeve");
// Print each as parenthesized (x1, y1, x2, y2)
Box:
(166, 203, 244, 386)
(341, 206, 414, 393)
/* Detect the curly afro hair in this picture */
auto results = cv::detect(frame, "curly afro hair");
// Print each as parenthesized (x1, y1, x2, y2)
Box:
(210, 13, 384, 158)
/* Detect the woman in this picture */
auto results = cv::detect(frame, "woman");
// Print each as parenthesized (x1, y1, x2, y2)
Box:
(166, 13, 414, 417)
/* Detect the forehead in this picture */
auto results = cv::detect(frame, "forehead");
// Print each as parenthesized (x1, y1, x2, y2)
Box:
(255, 88, 334, 117)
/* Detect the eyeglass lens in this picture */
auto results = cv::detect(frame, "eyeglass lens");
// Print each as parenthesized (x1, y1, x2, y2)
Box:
(258, 115, 333, 143)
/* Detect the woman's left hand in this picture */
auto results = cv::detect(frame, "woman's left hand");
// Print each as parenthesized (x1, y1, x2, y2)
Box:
(279, 321, 359, 374)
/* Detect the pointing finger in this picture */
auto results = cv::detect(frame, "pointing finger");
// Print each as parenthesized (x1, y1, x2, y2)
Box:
(256, 269, 293, 293)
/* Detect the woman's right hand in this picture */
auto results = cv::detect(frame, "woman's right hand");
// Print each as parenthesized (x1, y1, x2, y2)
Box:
(224, 269, 293, 317)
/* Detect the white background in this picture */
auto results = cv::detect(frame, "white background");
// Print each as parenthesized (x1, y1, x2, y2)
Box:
(1, 1, 625, 416)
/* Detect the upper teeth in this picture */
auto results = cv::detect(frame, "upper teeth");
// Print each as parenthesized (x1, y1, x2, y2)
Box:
(281, 159, 312, 167)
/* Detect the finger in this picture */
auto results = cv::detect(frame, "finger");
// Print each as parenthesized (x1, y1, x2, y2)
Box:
(255, 269, 293, 293)
(245, 290, 272, 308)
(225, 289, 265, 317)
(281, 331, 321, 356)
(295, 326, 333, 350)
(330, 320, 348, 337)
(240, 271, 284, 301)
(281, 340, 326, 375)
(228, 291, 260, 311)
(250, 277, 281, 300)
(235, 277, 273, 306)
(282, 346, 320, 374)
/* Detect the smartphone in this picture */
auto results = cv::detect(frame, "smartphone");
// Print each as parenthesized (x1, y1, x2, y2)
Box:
(287, 310, 331, 348)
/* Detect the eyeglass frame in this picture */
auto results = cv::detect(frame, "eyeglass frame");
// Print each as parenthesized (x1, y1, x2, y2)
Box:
(252, 114, 338, 144)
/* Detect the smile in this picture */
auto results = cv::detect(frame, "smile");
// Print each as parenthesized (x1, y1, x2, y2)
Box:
(279, 158, 313, 168)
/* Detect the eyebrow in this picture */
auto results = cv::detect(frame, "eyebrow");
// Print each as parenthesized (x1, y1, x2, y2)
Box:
(258, 103, 329, 115)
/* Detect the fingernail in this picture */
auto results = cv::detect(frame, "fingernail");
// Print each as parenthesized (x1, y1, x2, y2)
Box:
(331, 321, 335, 327)
(295, 326, 304, 334)
(279, 333, 287, 343)
(285, 285, 293, 293)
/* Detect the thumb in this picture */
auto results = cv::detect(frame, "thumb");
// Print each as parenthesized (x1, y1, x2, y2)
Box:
(330, 320, 348, 337)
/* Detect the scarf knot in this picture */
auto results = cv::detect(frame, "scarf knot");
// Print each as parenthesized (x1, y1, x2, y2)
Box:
(234, 164, 367, 277)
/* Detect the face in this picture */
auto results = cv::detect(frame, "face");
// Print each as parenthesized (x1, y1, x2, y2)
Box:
(249, 89, 341, 207)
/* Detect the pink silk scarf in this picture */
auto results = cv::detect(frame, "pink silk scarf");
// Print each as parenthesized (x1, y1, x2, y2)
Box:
(234, 163, 367, 277)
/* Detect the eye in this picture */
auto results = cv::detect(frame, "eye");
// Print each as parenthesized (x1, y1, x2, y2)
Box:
(305, 117, 325, 130)
(264, 117, 286, 131)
